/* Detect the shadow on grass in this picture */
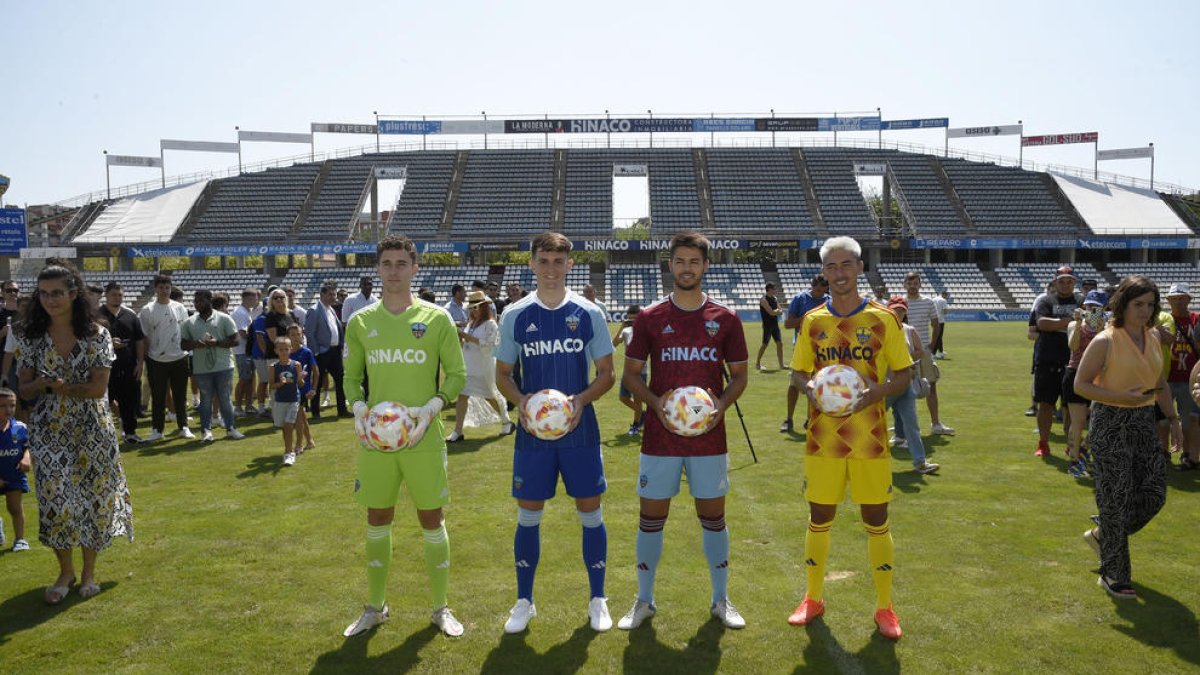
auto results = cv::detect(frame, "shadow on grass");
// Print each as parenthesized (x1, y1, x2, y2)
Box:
(309, 623, 438, 674)
(0, 582, 120, 646)
(479, 622, 597, 674)
(620, 618, 724, 675)
(1165, 465, 1200, 493)
(797, 618, 898, 674)
(447, 436, 496, 456)
(892, 470, 935, 494)
(237, 454, 286, 479)
(1112, 583, 1200, 666)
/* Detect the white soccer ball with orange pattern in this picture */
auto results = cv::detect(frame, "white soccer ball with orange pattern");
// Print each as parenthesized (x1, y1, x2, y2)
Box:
(812, 365, 866, 417)
(524, 389, 576, 440)
(368, 401, 416, 451)
(663, 385, 718, 437)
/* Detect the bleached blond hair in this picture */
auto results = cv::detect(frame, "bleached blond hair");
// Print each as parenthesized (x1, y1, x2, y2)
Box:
(819, 236, 862, 263)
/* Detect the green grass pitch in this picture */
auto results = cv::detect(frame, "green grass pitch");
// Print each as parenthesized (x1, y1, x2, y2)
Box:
(0, 322, 1197, 673)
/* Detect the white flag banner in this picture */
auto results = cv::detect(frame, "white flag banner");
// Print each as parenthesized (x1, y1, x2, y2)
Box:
(106, 154, 163, 168)
(946, 124, 1022, 139)
(238, 130, 313, 144)
(311, 122, 378, 134)
(1097, 147, 1154, 161)
(161, 139, 240, 153)
(373, 167, 408, 179)
(613, 164, 648, 176)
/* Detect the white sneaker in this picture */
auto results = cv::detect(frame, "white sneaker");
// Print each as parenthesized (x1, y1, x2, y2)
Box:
(166, 412, 177, 423)
(588, 597, 612, 632)
(227, 428, 245, 440)
(711, 599, 746, 629)
(889, 436, 907, 449)
(322, 394, 330, 407)
(12, 538, 30, 552)
(124, 433, 144, 445)
(258, 406, 272, 418)
(504, 598, 536, 634)
(617, 599, 656, 630)
(914, 461, 941, 475)
(343, 604, 389, 637)
(201, 430, 214, 442)
(431, 606, 464, 637)
(179, 427, 195, 440)
(234, 406, 245, 417)
(283, 452, 297, 466)
(145, 430, 164, 442)
(931, 422, 955, 435)
(214, 415, 224, 428)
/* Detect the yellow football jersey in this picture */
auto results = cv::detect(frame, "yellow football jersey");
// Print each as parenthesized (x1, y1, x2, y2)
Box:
(791, 298, 914, 459)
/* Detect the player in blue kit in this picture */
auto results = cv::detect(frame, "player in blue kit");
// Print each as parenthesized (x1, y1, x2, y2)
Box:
(496, 232, 616, 633)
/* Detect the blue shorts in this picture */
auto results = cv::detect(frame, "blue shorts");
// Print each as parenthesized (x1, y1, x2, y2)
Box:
(1169, 381, 1199, 418)
(619, 370, 648, 399)
(513, 445, 606, 501)
(236, 354, 255, 380)
(638, 454, 729, 500)
(0, 469, 30, 494)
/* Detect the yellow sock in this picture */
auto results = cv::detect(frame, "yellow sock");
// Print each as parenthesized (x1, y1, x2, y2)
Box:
(865, 520, 894, 610)
(804, 519, 833, 602)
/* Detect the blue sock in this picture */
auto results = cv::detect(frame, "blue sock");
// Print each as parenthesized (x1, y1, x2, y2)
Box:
(578, 507, 607, 599)
(514, 507, 542, 602)
(700, 514, 730, 605)
(636, 512, 667, 604)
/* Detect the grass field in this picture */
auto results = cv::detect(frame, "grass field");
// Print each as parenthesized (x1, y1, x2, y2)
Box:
(0, 322, 1197, 674)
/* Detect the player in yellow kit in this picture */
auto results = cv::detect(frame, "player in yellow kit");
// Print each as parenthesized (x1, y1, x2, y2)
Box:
(786, 236, 913, 640)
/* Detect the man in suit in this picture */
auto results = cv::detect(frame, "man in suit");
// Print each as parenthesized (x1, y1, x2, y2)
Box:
(306, 281, 349, 418)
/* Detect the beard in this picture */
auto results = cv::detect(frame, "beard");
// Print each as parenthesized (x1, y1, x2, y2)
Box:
(675, 277, 700, 291)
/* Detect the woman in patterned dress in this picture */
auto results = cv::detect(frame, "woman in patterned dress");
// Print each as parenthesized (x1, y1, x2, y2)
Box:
(1073, 275, 1181, 601)
(15, 263, 132, 604)
(446, 292, 512, 442)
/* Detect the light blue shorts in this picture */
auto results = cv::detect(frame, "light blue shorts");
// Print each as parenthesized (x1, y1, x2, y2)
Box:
(637, 454, 729, 500)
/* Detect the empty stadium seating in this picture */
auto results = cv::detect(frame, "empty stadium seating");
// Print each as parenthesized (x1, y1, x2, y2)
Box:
(706, 149, 815, 236)
(386, 151, 457, 239)
(299, 162, 372, 241)
(186, 165, 320, 243)
(606, 264, 663, 311)
(941, 159, 1081, 235)
(563, 149, 702, 238)
(279, 265, 491, 310)
(501, 265, 591, 296)
(1107, 262, 1200, 311)
(799, 148, 880, 237)
(877, 263, 1005, 309)
(776, 264, 824, 300)
(996, 263, 1102, 309)
(452, 150, 555, 238)
(703, 264, 767, 312)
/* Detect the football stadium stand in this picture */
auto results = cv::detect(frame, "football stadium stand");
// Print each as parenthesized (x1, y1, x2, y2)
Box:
(186, 165, 320, 243)
(563, 149, 702, 238)
(1108, 262, 1200, 310)
(501, 264, 591, 295)
(706, 149, 815, 236)
(940, 159, 1083, 235)
(1050, 174, 1192, 236)
(606, 263, 663, 311)
(452, 150, 555, 239)
(995, 263, 1103, 309)
(74, 181, 211, 244)
(876, 263, 1005, 309)
(702, 264, 768, 312)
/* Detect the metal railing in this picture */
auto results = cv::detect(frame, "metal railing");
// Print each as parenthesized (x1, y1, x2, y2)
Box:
(56, 135, 1196, 210)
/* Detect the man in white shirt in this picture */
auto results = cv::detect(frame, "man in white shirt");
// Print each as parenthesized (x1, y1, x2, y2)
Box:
(340, 275, 378, 323)
(286, 286, 307, 327)
(904, 272, 954, 435)
(138, 273, 194, 440)
(230, 288, 261, 416)
(305, 281, 349, 418)
(931, 292, 949, 359)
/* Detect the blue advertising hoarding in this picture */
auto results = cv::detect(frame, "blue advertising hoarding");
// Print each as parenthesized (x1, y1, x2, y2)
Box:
(0, 208, 28, 256)
(909, 237, 1192, 250)
(817, 116, 881, 132)
(881, 118, 949, 130)
(378, 120, 443, 135)
(692, 118, 758, 133)
(127, 241, 468, 258)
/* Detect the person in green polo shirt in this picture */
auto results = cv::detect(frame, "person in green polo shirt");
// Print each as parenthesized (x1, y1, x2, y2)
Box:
(180, 289, 244, 443)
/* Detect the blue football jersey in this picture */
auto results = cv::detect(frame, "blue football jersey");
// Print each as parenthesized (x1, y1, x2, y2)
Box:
(496, 290, 613, 450)
(0, 420, 29, 473)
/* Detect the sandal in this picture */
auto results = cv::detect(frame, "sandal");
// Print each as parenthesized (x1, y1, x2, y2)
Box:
(1098, 576, 1137, 600)
(45, 577, 76, 605)
(79, 581, 101, 599)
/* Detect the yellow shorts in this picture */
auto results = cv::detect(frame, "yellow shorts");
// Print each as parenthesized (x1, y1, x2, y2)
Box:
(803, 455, 893, 505)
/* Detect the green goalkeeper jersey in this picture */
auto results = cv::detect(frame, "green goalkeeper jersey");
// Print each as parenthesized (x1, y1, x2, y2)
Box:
(343, 298, 466, 452)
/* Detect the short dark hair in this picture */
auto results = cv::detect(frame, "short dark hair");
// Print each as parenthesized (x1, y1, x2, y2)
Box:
(376, 235, 419, 263)
(154, 273, 172, 287)
(451, 284, 465, 295)
(105, 281, 123, 293)
(905, 271, 922, 282)
(1109, 275, 1160, 329)
(669, 231, 710, 260)
(212, 293, 229, 311)
(531, 232, 572, 254)
(169, 287, 184, 301)
(471, 280, 486, 290)
(194, 289, 213, 302)
(320, 281, 337, 294)
(86, 284, 103, 296)
(812, 275, 828, 287)
(765, 282, 776, 291)
(242, 288, 259, 298)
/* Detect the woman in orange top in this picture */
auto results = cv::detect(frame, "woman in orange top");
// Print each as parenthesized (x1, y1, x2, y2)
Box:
(1074, 275, 1182, 601)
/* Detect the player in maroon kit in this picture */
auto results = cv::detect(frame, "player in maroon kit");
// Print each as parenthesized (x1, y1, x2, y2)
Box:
(617, 231, 750, 630)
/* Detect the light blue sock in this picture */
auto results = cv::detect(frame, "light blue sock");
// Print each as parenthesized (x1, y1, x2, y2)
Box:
(700, 514, 730, 605)
(636, 512, 667, 604)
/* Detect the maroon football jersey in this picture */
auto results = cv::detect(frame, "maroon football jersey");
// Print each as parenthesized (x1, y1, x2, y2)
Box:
(625, 294, 749, 457)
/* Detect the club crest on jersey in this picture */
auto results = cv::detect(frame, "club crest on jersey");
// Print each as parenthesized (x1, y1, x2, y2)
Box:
(640, 474, 648, 488)
(705, 320, 720, 337)
(513, 475, 524, 491)
(856, 327, 872, 345)
(565, 314, 581, 332)
(411, 322, 427, 339)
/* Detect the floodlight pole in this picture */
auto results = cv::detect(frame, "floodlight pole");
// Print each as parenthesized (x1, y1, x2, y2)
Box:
(605, 110, 611, 149)
(770, 109, 775, 148)
(160, 145, 166, 188)
(647, 110, 653, 148)
(422, 115, 427, 151)
(103, 150, 111, 200)
(482, 111, 488, 150)
(877, 107, 882, 148)
(1149, 143, 1155, 190)
(374, 111, 380, 153)
(1017, 120, 1024, 168)
(235, 126, 243, 174)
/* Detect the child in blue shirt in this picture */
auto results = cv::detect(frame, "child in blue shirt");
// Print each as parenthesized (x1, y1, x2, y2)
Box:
(287, 324, 319, 455)
(0, 387, 31, 551)
(271, 336, 305, 467)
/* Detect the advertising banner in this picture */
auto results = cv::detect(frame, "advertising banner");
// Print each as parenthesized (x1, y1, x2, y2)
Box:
(817, 116, 881, 132)
(853, 163, 887, 176)
(373, 167, 408, 179)
(1097, 147, 1154, 161)
(378, 120, 443, 135)
(1021, 132, 1099, 147)
(0, 208, 28, 256)
(161, 139, 240, 153)
(311, 122, 378, 134)
(237, 130, 312, 144)
(692, 118, 757, 133)
(881, 118, 949, 130)
(910, 236, 1189, 250)
(946, 124, 1022, 139)
(755, 118, 819, 132)
(106, 154, 164, 168)
(127, 241, 467, 257)
(613, 164, 648, 177)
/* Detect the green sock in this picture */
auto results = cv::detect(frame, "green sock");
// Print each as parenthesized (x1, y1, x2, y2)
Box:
(423, 525, 451, 610)
(366, 524, 393, 609)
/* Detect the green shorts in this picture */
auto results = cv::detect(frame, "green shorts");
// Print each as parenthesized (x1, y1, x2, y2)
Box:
(355, 447, 450, 511)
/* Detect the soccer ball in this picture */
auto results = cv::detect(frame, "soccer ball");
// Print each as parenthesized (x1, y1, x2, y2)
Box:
(812, 365, 867, 417)
(368, 401, 416, 451)
(663, 385, 718, 437)
(524, 389, 575, 440)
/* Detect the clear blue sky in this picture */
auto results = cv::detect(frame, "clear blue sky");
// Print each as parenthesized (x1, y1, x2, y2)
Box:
(3, 0, 1197, 207)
